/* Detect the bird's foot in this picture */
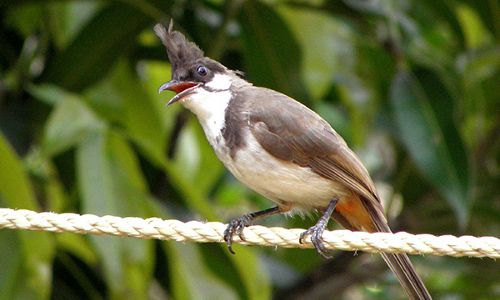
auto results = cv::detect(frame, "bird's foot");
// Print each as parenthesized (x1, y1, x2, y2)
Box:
(223, 216, 253, 254)
(299, 199, 338, 259)
(223, 206, 282, 254)
(299, 219, 334, 259)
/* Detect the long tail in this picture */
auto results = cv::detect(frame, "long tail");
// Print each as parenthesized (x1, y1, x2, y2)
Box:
(380, 251, 431, 300)
(366, 205, 432, 300)
(332, 196, 432, 299)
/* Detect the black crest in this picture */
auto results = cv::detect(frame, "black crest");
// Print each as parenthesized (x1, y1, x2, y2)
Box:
(154, 20, 204, 76)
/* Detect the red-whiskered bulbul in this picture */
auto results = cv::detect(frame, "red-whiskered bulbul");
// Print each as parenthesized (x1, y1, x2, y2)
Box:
(154, 21, 431, 300)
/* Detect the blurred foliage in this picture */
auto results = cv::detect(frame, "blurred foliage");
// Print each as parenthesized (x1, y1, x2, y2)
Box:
(0, 0, 499, 299)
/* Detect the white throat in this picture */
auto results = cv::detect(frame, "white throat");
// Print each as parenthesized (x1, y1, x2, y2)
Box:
(180, 74, 233, 143)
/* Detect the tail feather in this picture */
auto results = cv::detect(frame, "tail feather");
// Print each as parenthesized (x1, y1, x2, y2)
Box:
(332, 195, 432, 299)
(366, 203, 432, 300)
(380, 252, 431, 299)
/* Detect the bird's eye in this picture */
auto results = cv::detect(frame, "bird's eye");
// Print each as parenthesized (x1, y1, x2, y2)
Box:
(197, 66, 208, 76)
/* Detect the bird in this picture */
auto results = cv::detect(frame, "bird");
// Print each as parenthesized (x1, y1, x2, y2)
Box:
(154, 20, 431, 300)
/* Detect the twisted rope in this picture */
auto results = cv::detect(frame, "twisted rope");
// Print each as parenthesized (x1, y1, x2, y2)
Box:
(1, 208, 499, 258)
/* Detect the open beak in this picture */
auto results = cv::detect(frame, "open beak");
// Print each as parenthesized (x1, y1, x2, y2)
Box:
(158, 80, 201, 106)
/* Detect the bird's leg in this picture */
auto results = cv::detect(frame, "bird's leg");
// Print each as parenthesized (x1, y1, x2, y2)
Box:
(299, 198, 339, 259)
(224, 206, 281, 254)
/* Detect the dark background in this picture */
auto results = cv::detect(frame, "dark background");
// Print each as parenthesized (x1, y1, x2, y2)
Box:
(0, 0, 499, 299)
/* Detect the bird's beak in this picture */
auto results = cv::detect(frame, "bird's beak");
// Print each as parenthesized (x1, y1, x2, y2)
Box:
(158, 80, 201, 106)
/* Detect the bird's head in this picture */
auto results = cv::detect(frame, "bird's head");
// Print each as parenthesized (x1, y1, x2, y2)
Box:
(154, 21, 236, 107)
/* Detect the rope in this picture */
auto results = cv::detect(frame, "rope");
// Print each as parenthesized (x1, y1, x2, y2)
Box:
(1, 208, 499, 258)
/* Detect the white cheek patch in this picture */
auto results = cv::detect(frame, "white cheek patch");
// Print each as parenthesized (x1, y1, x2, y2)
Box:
(205, 73, 232, 91)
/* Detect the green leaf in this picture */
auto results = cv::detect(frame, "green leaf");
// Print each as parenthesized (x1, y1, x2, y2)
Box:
(417, 0, 465, 49)
(0, 131, 38, 211)
(460, 0, 500, 43)
(42, 3, 153, 91)
(278, 7, 359, 101)
(390, 69, 470, 224)
(224, 247, 272, 300)
(76, 130, 154, 299)
(171, 119, 225, 195)
(85, 60, 167, 164)
(164, 242, 239, 300)
(56, 233, 98, 266)
(0, 227, 23, 300)
(38, 1, 103, 49)
(0, 132, 55, 299)
(238, 0, 311, 104)
(24, 147, 68, 213)
(30, 84, 106, 156)
(136, 60, 176, 129)
(454, 2, 493, 49)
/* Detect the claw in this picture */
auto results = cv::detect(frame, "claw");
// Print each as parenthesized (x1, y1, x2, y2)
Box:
(223, 216, 253, 254)
(300, 224, 333, 259)
(223, 207, 282, 254)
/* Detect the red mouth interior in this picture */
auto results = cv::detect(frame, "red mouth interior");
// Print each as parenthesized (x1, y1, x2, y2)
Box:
(170, 82, 198, 93)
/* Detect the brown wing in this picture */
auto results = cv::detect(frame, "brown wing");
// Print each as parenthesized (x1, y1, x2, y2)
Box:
(245, 87, 381, 209)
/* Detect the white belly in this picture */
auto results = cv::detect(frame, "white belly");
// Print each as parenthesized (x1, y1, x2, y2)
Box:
(209, 130, 348, 209)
